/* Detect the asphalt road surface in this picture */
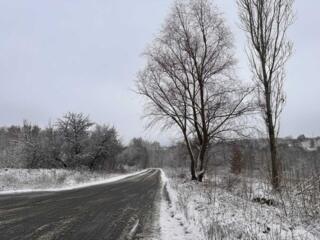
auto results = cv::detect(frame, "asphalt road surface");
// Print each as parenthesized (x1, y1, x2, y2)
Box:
(0, 169, 162, 240)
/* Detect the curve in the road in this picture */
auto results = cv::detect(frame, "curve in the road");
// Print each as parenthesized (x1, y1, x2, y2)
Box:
(0, 169, 162, 240)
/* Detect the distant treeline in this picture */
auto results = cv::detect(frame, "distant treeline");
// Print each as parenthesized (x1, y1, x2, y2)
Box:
(0, 112, 161, 171)
(0, 112, 319, 177)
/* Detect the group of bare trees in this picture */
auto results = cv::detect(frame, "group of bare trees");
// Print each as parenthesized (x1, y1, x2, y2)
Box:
(0, 113, 166, 171)
(117, 138, 163, 169)
(137, 0, 294, 189)
(0, 113, 123, 170)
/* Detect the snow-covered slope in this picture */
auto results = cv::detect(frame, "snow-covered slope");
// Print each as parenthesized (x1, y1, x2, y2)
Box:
(0, 168, 146, 194)
(161, 169, 320, 240)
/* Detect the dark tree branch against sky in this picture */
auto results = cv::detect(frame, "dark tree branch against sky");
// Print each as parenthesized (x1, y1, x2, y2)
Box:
(137, 0, 252, 181)
(0, 0, 319, 144)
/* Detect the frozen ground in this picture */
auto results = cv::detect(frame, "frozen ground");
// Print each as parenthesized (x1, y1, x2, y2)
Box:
(0, 168, 146, 194)
(159, 170, 202, 240)
(161, 168, 320, 240)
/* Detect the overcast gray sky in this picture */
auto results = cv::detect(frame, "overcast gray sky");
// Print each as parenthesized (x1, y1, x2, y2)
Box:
(0, 0, 319, 144)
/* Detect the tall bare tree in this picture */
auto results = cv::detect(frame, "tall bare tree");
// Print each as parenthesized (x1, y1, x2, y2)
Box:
(137, 0, 250, 181)
(238, 0, 294, 189)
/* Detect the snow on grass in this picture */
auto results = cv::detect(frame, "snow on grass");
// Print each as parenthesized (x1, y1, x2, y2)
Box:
(300, 140, 320, 152)
(162, 168, 320, 240)
(0, 168, 147, 194)
(159, 169, 202, 240)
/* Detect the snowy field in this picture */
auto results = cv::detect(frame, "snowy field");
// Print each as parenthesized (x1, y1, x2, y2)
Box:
(0, 168, 141, 194)
(160, 168, 320, 240)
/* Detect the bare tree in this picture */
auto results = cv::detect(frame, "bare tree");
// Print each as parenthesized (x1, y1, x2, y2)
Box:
(57, 112, 94, 167)
(89, 125, 123, 170)
(238, 0, 294, 189)
(137, 0, 250, 181)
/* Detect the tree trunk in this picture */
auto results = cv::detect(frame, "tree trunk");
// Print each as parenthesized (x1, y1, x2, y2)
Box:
(197, 143, 208, 182)
(183, 133, 197, 180)
(190, 158, 197, 180)
(268, 122, 280, 190)
(198, 171, 205, 182)
(266, 89, 280, 190)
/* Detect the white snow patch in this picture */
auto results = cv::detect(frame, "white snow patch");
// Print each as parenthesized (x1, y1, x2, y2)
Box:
(159, 169, 202, 240)
(161, 169, 320, 240)
(300, 139, 320, 151)
(0, 169, 148, 194)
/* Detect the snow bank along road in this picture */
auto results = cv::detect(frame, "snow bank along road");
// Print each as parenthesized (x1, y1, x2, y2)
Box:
(0, 169, 161, 240)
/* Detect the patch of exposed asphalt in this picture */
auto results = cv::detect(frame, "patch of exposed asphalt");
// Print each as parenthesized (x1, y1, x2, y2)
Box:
(0, 169, 162, 240)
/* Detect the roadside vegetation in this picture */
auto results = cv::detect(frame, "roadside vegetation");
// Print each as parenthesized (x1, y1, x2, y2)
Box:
(0, 112, 162, 192)
(162, 167, 319, 239)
